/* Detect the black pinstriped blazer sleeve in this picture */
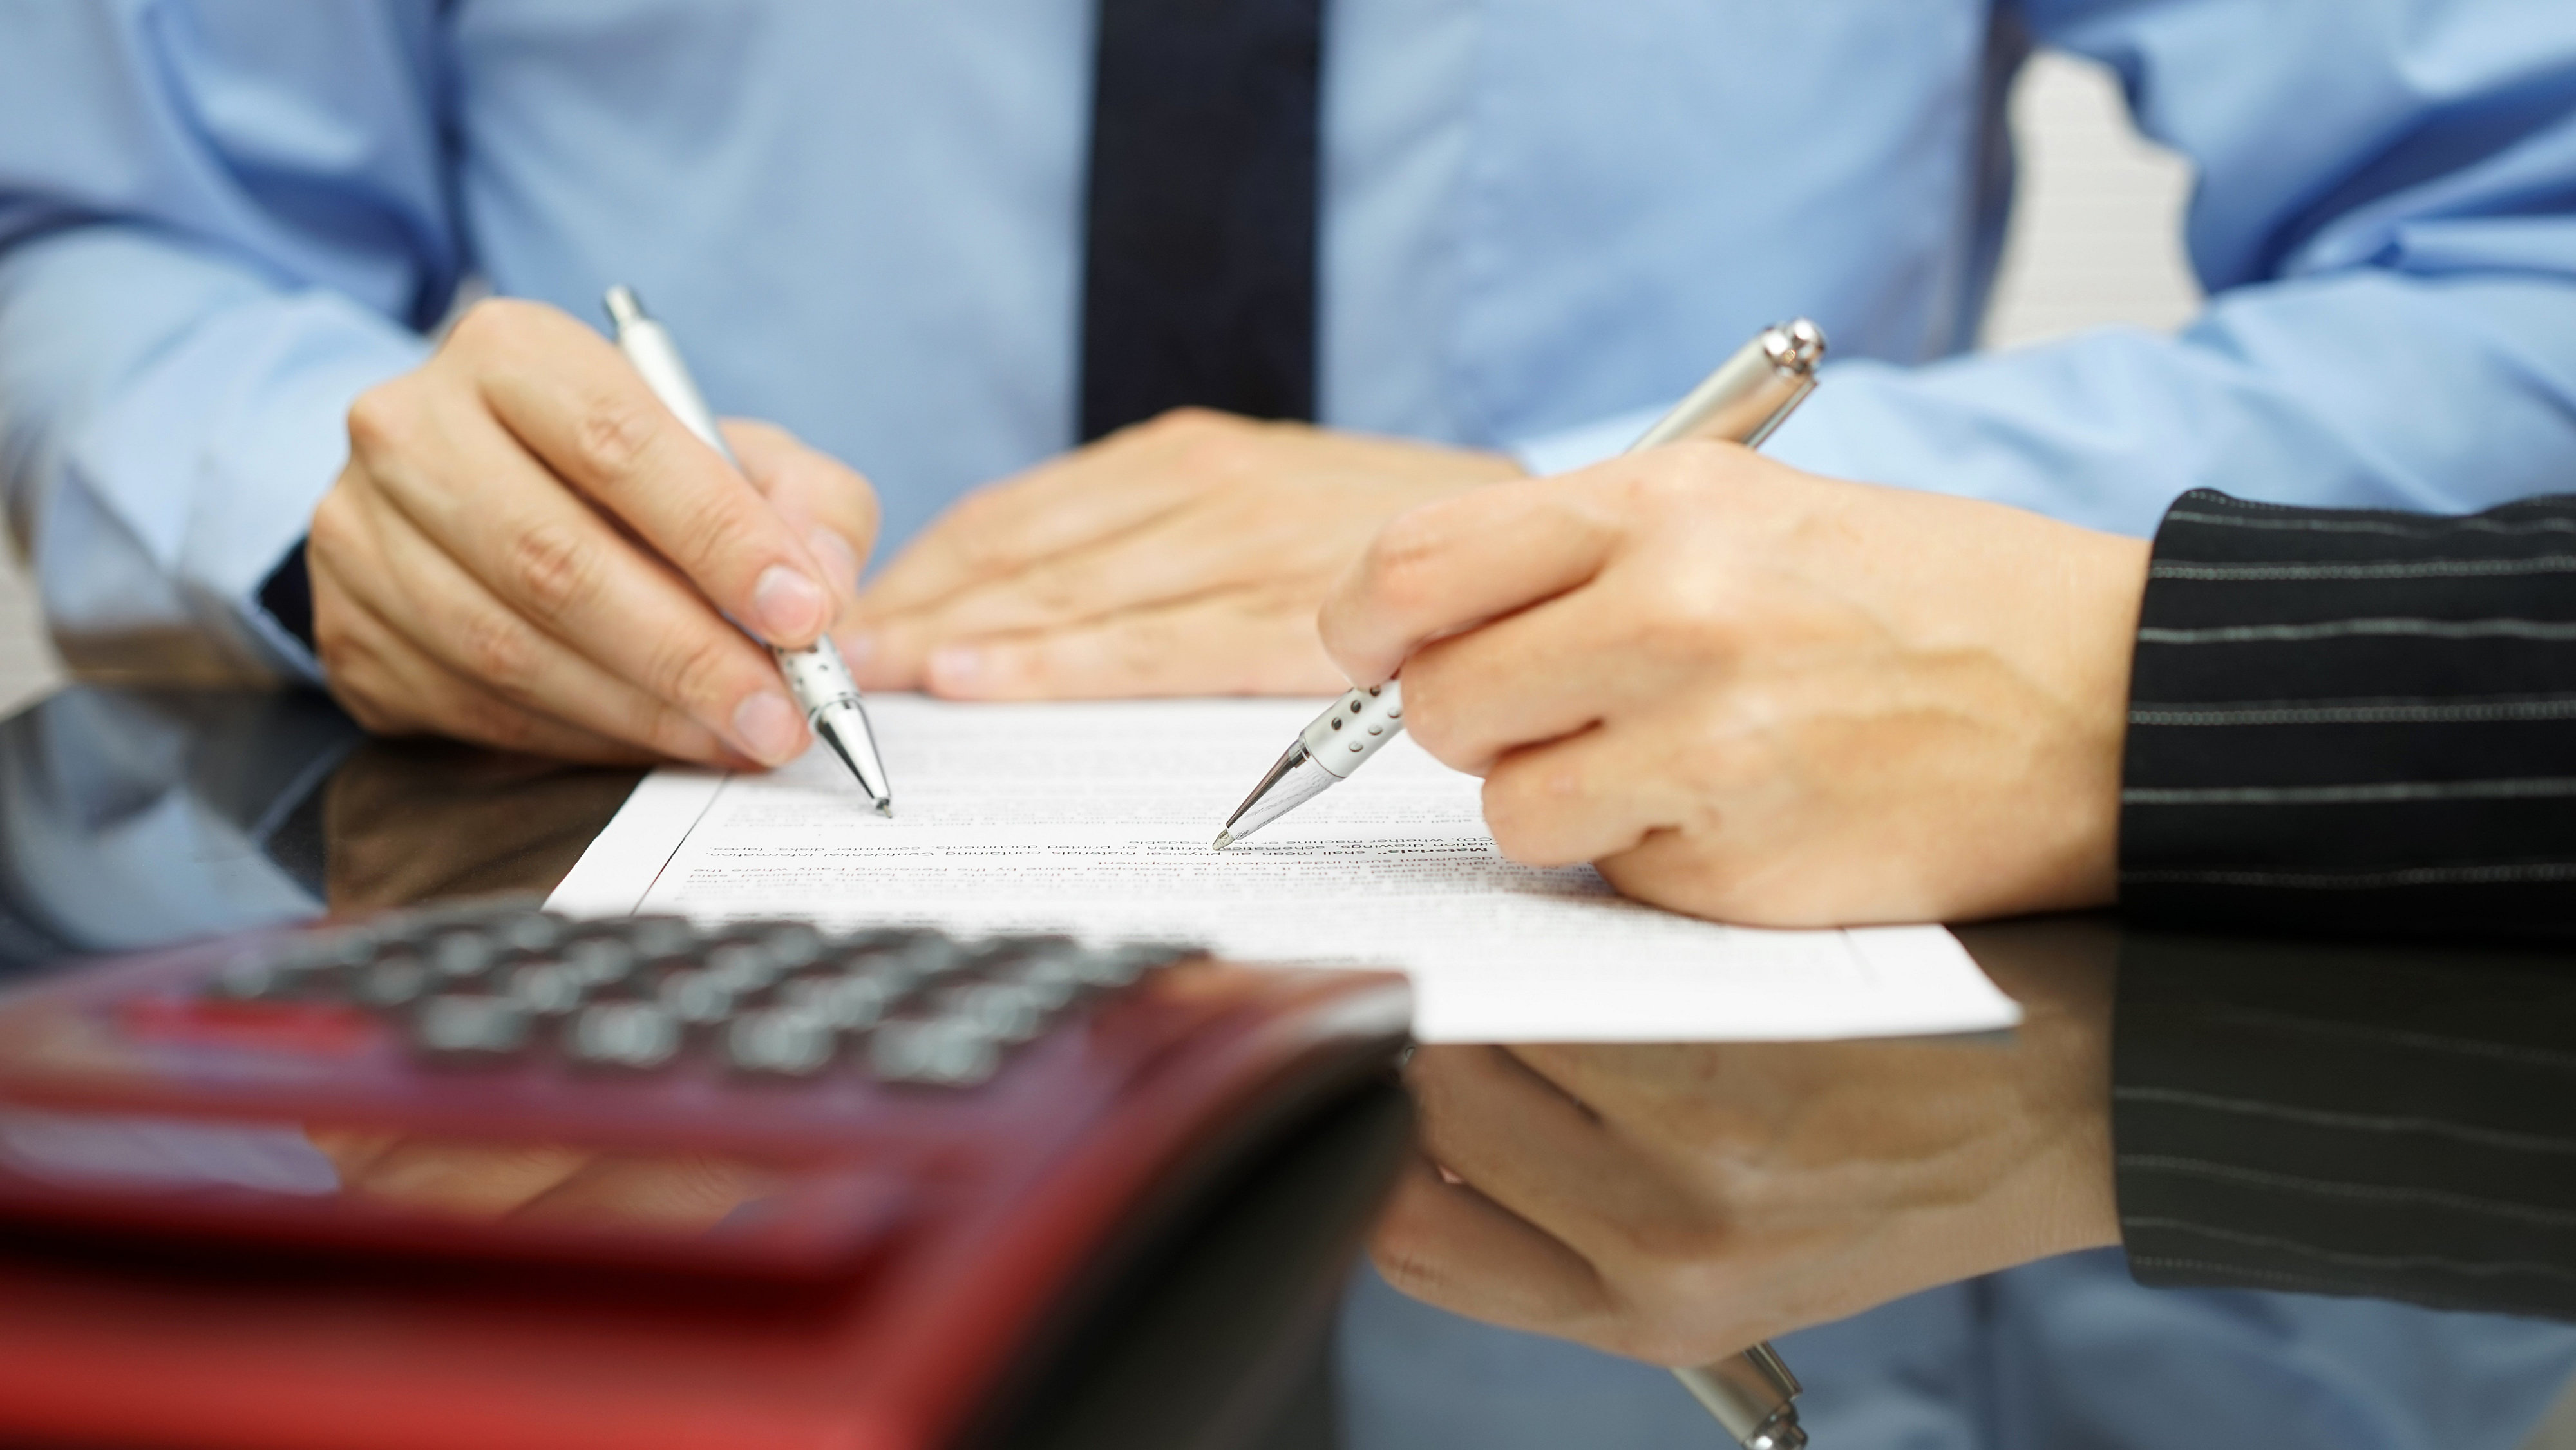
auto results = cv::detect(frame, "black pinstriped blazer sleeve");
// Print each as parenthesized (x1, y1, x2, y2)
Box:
(2114, 489, 2576, 1317)
(2120, 488, 2576, 939)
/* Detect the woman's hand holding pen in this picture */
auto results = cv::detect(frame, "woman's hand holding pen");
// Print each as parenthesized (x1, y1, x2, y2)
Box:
(1318, 444, 2152, 927)
(308, 300, 881, 765)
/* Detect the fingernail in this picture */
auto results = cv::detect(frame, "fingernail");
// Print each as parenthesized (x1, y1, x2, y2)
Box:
(806, 528, 860, 595)
(752, 564, 828, 642)
(733, 690, 804, 765)
(928, 646, 981, 692)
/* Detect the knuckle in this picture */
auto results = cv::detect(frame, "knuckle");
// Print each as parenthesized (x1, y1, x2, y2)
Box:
(1174, 425, 1260, 482)
(1145, 406, 1228, 443)
(1629, 575, 1730, 660)
(1368, 1239, 1449, 1299)
(674, 491, 766, 577)
(509, 521, 604, 621)
(343, 381, 416, 465)
(307, 490, 364, 568)
(1609, 1318, 1723, 1374)
(1479, 772, 1551, 859)
(938, 492, 1021, 573)
(1357, 515, 1444, 613)
(444, 296, 536, 355)
(1016, 561, 1084, 616)
(645, 628, 741, 711)
(455, 606, 540, 689)
(1613, 1213, 1731, 1275)
(571, 392, 663, 486)
(1110, 618, 1175, 687)
(637, 702, 715, 761)
(451, 693, 541, 754)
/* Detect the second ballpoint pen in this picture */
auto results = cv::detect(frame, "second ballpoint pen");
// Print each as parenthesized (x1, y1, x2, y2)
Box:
(1212, 318, 1828, 1450)
(602, 286, 896, 814)
(1213, 318, 1825, 851)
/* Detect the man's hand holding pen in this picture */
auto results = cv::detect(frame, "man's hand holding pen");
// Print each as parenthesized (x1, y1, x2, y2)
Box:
(1318, 448, 2153, 927)
(308, 298, 881, 767)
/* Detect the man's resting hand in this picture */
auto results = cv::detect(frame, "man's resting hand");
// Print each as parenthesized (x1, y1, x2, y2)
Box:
(848, 408, 1522, 699)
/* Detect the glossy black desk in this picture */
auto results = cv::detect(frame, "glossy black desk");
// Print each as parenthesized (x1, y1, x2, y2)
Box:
(4, 685, 2570, 1444)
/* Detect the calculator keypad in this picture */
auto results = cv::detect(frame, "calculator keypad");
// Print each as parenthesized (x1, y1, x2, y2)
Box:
(199, 906, 1199, 1089)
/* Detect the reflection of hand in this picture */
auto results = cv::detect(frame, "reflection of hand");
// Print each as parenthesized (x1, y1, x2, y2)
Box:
(309, 299, 880, 766)
(848, 409, 1521, 698)
(321, 742, 642, 912)
(1372, 919, 2117, 1367)
(305, 1128, 770, 1234)
(1321, 445, 2151, 927)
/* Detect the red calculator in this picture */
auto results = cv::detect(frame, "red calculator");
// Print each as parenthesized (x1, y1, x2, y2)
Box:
(0, 900, 1414, 1450)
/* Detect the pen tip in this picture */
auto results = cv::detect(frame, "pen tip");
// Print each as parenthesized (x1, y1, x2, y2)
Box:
(875, 799, 895, 819)
(1211, 830, 1235, 852)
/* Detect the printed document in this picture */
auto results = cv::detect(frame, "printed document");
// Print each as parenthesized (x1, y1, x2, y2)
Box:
(550, 697, 2020, 1043)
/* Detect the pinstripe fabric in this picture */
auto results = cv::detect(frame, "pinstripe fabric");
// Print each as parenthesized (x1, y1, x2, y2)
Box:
(2120, 490, 2576, 940)
(2116, 931, 2576, 1319)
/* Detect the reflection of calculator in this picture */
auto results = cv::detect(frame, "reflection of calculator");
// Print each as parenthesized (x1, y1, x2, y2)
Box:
(0, 900, 1415, 1450)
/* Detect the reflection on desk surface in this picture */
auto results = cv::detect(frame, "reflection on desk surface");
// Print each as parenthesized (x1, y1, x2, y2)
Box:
(7, 684, 2573, 1215)
(0, 685, 639, 977)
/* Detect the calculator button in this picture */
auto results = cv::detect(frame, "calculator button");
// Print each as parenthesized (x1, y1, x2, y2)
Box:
(933, 982, 1050, 1042)
(724, 1011, 837, 1076)
(1065, 945, 1159, 989)
(843, 933, 965, 985)
(776, 973, 897, 1031)
(352, 953, 430, 1008)
(559, 939, 636, 988)
(565, 1002, 681, 1071)
(412, 995, 532, 1061)
(656, 969, 736, 1025)
(428, 931, 498, 984)
(756, 922, 826, 968)
(994, 954, 1087, 1010)
(506, 962, 589, 1016)
(493, 913, 567, 953)
(705, 942, 783, 993)
(207, 958, 294, 1002)
(869, 1019, 1003, 1087)
(625, 917, 702, 960)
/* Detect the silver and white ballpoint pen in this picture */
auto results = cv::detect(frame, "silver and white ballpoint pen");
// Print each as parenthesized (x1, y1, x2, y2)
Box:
(1213, 320, 1827, 1450)
(603, 285, 895, 814)
(1212, 318, 1826, 854)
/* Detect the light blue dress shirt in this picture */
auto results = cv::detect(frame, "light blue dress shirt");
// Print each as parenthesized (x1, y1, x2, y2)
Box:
(5, 3, 2576, 1448)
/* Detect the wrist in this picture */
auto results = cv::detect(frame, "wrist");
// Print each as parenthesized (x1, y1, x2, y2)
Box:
(1975, 918, 2124, 1262)
(2045, 531, 2153, 910)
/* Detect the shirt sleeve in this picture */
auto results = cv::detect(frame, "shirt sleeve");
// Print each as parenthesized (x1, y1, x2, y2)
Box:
(1513, 0, 2576, 539)
(0, 3, 455, 681)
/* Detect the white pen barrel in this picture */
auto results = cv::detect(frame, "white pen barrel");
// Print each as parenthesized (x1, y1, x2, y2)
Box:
(775, 636, 866, 714)
(1300, 683, 1405, 779)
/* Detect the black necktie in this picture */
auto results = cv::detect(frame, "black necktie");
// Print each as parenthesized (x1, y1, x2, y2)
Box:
(1079, 0, 1323, 441)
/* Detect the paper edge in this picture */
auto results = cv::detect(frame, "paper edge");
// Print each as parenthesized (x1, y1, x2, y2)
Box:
(545, 768, 729, 918)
